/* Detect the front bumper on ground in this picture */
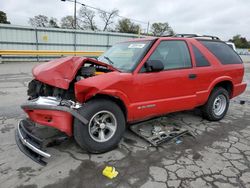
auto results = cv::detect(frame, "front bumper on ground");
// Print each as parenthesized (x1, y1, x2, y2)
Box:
(15, 97, 88, 165)
(15, 119, 51, 166)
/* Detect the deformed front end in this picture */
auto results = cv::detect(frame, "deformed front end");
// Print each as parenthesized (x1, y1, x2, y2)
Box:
(15, 56, 120, 165)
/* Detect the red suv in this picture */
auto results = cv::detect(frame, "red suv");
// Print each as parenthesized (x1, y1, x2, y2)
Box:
(16, 34, 246, 164)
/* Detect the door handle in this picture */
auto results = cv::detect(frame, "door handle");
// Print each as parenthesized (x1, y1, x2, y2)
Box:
(188, 74, 197, 79)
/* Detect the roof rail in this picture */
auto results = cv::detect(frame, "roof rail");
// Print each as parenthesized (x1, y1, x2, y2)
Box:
(175, 34, 199, 38)
(201, 35, 220, 40)
(162, 33, 220, 40)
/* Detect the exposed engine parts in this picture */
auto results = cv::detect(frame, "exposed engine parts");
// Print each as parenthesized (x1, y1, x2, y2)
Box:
(27, 79, 74, 100)
(76, 66, 96, 81)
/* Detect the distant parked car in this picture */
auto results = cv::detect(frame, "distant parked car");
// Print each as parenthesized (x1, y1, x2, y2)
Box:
(16, 34, 247, 165)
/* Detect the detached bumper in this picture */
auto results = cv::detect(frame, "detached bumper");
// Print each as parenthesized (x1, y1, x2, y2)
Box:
(15, 119, 51, 166)
(21, 97, 88, 136)
(16, 97, 88, 165)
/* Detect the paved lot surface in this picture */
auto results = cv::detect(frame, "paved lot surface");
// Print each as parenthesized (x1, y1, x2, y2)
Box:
(0, 61, 249, 188)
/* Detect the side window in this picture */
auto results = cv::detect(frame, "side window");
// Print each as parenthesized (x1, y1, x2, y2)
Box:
(148, 41, 192, 70)
(192, 45, 210, 67)
(201, 41, 243, 64)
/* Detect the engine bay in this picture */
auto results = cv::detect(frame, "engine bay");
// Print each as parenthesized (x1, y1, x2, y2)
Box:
(75, 62, 111, 80)
(27, 60, 113, 101)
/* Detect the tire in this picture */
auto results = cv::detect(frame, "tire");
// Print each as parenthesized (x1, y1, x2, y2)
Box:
(74, 99, 126, 153)
(201, 87, 230, 121)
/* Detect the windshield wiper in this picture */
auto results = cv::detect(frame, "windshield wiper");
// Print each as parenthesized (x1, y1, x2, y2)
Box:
(103, 56, 114, 65)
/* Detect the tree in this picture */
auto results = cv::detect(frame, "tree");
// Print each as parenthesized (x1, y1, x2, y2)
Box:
(151, 22, 174, 36)
(78, 6, 97, 31)
(0, 11, 11, 24)
(61, 16, 75, 29)
(99, 9, 118, 31)
(116, 18, 141, 34)
(29, 15, 49, 27)
(229, 35, 250, 49)
(48, 17, 59, 28)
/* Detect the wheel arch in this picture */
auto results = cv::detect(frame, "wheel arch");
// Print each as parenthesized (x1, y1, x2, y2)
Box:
(210, 80, 233, 98)
(86, 94, 128, 121)
(213, 80, 233, 98)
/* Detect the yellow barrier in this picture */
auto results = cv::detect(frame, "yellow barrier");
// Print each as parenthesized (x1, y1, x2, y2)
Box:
(0, 50, 104, 56)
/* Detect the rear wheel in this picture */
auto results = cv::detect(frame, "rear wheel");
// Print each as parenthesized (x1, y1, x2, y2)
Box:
(74, 99, 126, 153)
(201, 87, 230, 121)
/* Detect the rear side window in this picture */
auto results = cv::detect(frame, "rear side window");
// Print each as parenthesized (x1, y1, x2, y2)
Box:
(200, 41, 242, 64)
(192, 45, 210, 67)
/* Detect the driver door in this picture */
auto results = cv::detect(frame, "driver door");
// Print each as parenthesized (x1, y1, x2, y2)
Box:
(130, 40, 197, 120)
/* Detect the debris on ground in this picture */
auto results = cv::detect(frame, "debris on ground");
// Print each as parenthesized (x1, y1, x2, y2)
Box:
(175, 139, 182, 144)
(240, 100, 246, 105)
(130, 120, 195, 147)
(102, 166, 119, 179)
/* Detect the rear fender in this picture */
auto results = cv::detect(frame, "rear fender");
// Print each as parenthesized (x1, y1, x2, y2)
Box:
(196, 76, 233, 105)
(208, 76, 233, 96)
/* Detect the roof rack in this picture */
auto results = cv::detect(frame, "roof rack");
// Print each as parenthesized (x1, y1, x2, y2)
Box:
(162, 33, 220, 40)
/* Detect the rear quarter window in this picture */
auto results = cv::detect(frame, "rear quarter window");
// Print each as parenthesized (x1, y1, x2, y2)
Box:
(192, 44, 210, 67)
(200, 40, 243, 64)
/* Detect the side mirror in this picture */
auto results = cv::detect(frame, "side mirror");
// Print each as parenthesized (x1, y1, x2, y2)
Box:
(145, 60, 164, 72)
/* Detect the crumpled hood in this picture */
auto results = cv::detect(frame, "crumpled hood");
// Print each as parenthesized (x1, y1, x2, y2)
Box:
(32, 56, 115, 90)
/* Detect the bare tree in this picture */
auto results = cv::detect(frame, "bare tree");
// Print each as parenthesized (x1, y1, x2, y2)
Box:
(29, 15, 49, 27)
(99, 9, 118, 31)
(78, 6, 97, 31)
(61, 16, 75, 29)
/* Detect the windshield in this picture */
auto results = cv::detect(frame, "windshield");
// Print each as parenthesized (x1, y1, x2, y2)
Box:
(98, 41, 152, 72)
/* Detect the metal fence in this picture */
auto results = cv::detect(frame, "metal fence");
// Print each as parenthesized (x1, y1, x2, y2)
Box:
(0, 24, 141, 62)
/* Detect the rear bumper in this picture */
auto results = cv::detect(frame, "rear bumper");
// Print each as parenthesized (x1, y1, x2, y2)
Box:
(232, 82, 247, 98)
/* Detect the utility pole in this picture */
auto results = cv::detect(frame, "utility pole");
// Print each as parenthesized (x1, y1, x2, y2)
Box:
(74, 0, 76, 29)
(61, 0, 76, 29)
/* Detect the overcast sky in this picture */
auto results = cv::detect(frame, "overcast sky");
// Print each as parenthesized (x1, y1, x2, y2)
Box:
(0, 0, 249, 40)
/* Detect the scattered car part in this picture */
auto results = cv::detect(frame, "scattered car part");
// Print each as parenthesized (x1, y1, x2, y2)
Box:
(102, 166, 119, 179)
(130, 120, 195, 147)
(175, 139, 183, 145)
(240, 100, 246, 105)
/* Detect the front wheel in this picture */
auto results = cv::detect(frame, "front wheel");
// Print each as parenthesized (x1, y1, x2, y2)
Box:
(201, 87, 230, 121)
(74, 99, 126, 153)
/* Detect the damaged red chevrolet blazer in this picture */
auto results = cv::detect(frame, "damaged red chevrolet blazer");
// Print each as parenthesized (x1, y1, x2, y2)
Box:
(16, 34, 246, 165)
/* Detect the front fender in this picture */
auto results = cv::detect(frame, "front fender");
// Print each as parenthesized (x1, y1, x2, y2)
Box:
(74, 72, 133, 120)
